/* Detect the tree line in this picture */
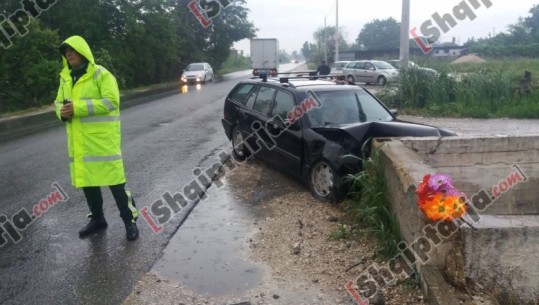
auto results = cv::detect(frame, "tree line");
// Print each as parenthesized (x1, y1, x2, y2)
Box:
(467, 5, 539, 57)
(0, 0, 256, 113)
(301, 4, 539, 62)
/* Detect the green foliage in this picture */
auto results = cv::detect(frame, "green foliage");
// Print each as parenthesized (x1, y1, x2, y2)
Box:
(330, 223, 351, 240)
(0, 21, 60, 113)
(301, 41, 316, 63)
(467, 4, 539, 57)
(356, 18, 400, 50)
(0, 0, 256, 114)
(375, 58, 539, 118)
(218, 54, 251, 74)
(345, 147, 401, 259)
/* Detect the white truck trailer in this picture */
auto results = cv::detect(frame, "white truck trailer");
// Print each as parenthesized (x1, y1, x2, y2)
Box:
(250, 38, 279, 76)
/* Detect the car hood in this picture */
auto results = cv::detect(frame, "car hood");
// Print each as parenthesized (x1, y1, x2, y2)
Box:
(183, 71, 205, 77)
(380, 69, 399, 77)
(313, 120, 456, 144)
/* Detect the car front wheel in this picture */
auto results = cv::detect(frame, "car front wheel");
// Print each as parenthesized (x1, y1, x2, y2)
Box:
(378, 76, 387, 86)
(309, 160, 339, 203)
(347, 75, 355, 84)
(232, 126, 249, 161)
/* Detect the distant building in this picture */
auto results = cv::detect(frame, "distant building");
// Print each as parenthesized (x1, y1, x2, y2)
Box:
(430, 43, 468, 57)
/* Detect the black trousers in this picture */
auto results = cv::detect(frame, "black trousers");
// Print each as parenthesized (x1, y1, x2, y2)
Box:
(82, 183, 137, 224)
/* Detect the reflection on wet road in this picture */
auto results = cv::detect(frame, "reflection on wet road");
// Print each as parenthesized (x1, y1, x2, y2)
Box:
(152, 177, 267, 296)
(180, 83, 203, 94)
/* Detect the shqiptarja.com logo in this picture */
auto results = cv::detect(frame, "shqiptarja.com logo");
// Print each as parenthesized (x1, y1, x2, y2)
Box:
(188, 0, 233, 28)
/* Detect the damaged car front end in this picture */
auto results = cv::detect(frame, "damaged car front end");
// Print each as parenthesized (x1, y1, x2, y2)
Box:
(221, 77, 457, 203)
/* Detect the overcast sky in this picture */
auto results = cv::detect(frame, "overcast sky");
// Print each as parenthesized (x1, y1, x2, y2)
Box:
(232, 0, 535, 55)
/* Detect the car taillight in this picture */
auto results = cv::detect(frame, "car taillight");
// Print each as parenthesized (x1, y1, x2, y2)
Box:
(253, 69, 258, 76)
(270, 69, 277, 76)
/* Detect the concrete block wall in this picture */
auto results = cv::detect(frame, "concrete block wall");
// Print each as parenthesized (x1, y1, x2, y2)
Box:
(375, 136, 539, 305)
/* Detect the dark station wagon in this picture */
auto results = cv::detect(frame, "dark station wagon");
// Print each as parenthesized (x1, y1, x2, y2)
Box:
(221, 76, 456, 202)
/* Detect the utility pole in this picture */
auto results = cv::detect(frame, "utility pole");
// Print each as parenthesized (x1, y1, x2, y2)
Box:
(324, 17, 328, 63)
(399, 0, 410, 64)
(335, 0, 339, 62)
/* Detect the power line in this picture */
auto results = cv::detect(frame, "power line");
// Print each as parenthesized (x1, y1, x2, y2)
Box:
(325, 2, 335, 19)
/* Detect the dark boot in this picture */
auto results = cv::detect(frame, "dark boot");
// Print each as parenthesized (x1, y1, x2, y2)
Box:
(79, 216, 108, 237)
(125, 222, 139, 241)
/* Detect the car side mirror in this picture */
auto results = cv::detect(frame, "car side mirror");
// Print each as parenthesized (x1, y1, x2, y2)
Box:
(390, 109, 398, 117)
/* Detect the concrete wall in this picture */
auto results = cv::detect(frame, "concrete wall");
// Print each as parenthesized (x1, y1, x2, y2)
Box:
(375, 136, 539, 304)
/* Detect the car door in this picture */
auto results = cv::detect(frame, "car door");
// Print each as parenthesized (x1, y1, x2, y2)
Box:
(242, 85, 277, 159)
(264, 89, 302, 176)
(363, 62, 376, 83)
(353, 61, 366, 82)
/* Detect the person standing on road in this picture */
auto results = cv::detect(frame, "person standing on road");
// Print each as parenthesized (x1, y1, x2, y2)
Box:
(54, 35, 139, 241)
(316, 60, 331, 76)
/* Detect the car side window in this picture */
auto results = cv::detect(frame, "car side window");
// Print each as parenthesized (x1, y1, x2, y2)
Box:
(229, 84, 255, 105)
(271, 90, 295, 121)
(354, 62, 364, 69)
(364, 63, 374, 70)
(253, 86, 276, 115)
(245, 86, 260, 109)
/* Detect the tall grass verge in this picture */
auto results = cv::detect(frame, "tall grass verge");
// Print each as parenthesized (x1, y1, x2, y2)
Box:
(377, 58, 539, 118)
(218, 55, 251, 74)
(344, 147, 401, 259)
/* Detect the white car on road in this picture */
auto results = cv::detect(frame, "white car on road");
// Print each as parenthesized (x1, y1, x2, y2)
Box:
(181, 62, 214, 85)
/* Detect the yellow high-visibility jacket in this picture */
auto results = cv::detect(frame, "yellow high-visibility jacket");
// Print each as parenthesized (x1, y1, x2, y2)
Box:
(54, 35, 126, 187)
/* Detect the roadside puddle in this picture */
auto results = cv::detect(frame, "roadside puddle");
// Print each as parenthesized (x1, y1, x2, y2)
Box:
(152, 169, 269, 296)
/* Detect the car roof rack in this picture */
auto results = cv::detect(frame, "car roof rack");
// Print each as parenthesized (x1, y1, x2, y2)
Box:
(253, 72, 353, 87)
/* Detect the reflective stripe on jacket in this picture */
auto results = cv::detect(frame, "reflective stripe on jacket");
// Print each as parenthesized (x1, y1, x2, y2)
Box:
(54, 35, 126, 187)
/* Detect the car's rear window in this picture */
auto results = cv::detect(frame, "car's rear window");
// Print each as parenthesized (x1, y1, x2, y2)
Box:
(229, 83, 255, 105)
(305, 89, 393, 127)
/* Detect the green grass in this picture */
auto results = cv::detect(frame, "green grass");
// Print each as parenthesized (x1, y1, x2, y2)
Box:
(330, 223, 351, 240)
(344, 147, 401, 259)
(218, 55, 251, 74)
(376, 57, 539, 118)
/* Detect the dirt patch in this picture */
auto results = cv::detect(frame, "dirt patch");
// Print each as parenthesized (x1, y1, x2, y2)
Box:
(249, 188, 428, 305)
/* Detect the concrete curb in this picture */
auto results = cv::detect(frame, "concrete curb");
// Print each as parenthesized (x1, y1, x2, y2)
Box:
(0, 84, 179, 143)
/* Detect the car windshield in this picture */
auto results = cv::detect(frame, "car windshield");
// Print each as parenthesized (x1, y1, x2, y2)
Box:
(305, 89, 394, 127)
(185, 64, 204, 71)
(373, 61, 395, 70)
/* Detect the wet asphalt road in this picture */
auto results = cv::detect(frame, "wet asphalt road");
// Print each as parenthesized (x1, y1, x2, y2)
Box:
(0, 63, 302, 305)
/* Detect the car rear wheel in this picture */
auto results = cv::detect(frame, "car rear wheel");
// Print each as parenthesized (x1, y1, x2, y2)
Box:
(232, 126, 249, 161)
(309, 160, 339, 203)
(347, 75, 355, 84)
(377, 76, 387, 86)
